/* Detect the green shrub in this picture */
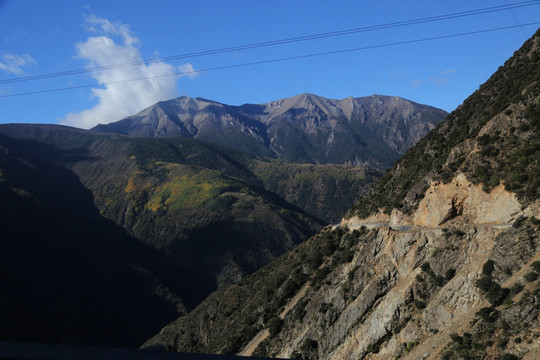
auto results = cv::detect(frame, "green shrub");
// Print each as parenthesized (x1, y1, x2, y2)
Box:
(252, 338, 270, 357)
(293, 298, 309, 321)
(280, 279, 300, 299)
(441, 351, 453, 360)
(319, 302, 331, 314)
(524, 271, 538, 282)
(500, 354, 520, 360)
(268, 317, 284, 337)
(312, 266, 330, 287)
(301, 338, 318, 352)
(475, 306, 499, 322)
(366, 343, 379, 354)
(482, 260, 496, 276)
(404, 341, 418, 353)
(445, 268, 456, 281)
(510, 282, 524, 296)
(222, 336, 243, 355)
(531, 261, 540, 273)
(348, 265, 359, 281)
(475, 276, 510, 305)
(450, 333, 463, 344)
(421, 262, 431, 272)
(512, 216, 527, 228)
(454, 229, 466, 237)
(414, 300, 426, 309)
(236, 200, 254, 209)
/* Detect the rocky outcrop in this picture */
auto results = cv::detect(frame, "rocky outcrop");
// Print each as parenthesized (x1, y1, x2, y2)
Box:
(340, 210, 390, 228)
(413, 173, 521, 227)
(342, 172, 523, 229)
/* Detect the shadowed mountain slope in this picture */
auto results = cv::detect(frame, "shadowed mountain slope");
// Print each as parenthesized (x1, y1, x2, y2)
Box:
(0, 134, 186, 348)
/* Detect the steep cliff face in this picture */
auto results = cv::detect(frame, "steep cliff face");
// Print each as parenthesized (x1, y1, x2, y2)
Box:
(142, 29, 540, 359)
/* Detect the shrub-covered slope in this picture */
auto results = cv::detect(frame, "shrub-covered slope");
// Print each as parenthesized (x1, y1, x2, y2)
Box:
(142, 29, 540, 359)
(249, 160, 382, 223)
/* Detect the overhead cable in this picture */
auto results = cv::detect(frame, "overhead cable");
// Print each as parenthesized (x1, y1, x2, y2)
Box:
(0, 0, 539, 85)
(1, 22, 538, 99)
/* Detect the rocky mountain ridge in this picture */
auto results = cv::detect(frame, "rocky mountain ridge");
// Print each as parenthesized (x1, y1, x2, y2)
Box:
(142, 28, 540, 359)
(93, 94, 447, 168)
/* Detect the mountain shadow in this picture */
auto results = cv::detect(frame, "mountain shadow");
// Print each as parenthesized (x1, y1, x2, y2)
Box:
(0, 134, 189, 348)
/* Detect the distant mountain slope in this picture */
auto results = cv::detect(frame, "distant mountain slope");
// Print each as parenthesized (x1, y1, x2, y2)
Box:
(142, 29, 540, 360)
(93, 94, 447, 168)
(249, 160, 382, 223)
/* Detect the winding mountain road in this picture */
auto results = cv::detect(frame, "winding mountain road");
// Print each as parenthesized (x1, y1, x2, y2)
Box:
(335, 223, 513, 232)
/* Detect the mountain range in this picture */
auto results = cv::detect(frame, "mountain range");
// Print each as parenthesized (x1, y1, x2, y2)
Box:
(93, 94, 447, 168)
(0, 90, 445, 346)
(2, 26, 536, 360)
(142, 28, 540, 360)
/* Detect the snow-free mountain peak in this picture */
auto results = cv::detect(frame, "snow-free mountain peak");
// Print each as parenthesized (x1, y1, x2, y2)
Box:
(93, 93, 447, 168)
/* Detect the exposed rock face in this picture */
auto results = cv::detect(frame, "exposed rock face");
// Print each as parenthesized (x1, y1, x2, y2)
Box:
(93, 94, 447, 168)
(342, 172, 523, 229)
(340, 210, 390, 227)
(347, 173, 523, 228)
(413, 173, 522, 227)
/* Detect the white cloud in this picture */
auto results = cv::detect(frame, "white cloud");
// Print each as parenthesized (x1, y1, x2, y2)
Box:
(388, 72, 408, 81)
(178, 62, 199, 80)
(411, 69, 456, 88)
(83, 15, 138, 47)
(0, 53, 36, 75)
(60, 16, 198, 129)
(430, 76, 450, 87)
(441, 68, 456, 76)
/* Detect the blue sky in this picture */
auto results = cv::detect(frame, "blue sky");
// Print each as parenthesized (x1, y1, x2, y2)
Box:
(0, 0, 539, 129)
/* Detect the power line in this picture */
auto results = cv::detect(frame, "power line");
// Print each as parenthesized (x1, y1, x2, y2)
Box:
(505, 0, 529, 36)
(2, 22, 538, 99)
(1, 0, 539, 85)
